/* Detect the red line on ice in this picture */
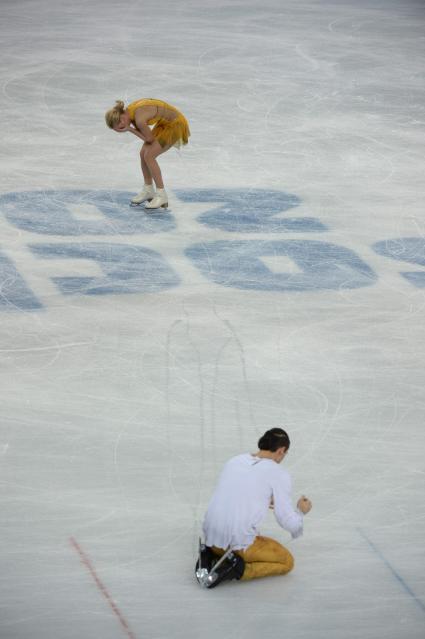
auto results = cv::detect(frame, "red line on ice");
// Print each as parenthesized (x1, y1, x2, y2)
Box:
(70, 536, 137, 639)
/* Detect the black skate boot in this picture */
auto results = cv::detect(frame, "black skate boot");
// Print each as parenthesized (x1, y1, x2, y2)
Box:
(206, 551, 245, 589)
(195, 541, 216, 587)
(195, 540, 245, 589)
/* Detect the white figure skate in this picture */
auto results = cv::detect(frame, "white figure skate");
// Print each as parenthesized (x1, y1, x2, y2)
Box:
(130, 184, 155, 206)
(144, 188, 168, 210)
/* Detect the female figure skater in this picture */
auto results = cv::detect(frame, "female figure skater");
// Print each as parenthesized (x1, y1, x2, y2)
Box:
(105, 98, 190, 209)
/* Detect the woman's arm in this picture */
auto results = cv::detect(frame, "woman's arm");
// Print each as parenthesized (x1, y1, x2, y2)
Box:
(134, 114, 155, 143)
(125, 124, 154, 143)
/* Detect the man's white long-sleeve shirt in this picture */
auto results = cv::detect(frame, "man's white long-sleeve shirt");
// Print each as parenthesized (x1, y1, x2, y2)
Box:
(203, 454, 303, 550)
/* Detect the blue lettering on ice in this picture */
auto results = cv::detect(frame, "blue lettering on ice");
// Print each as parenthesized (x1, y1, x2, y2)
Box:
(372, 238, 425, 288)
(0, 249, 43, 310)
(185, 240, 376, 291)
(175, 188, 327, 233)
(30, 243, 180, 295)
(0, 190, 176, 236)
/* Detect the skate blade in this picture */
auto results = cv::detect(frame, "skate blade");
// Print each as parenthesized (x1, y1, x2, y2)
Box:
(145, 203, 168, 210)
(130, 198, 153, 207)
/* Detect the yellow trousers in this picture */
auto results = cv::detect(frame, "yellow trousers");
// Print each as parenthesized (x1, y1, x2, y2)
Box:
(212, 535, 294, 581)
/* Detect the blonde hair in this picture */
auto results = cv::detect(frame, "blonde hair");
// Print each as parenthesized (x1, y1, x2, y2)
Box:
(105, 100, 126, 128)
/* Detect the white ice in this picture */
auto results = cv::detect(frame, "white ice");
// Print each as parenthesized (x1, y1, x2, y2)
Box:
(1, 0, 425, 637)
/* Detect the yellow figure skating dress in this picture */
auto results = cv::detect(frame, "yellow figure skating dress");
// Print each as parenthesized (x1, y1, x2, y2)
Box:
(127, 98, 190, 148)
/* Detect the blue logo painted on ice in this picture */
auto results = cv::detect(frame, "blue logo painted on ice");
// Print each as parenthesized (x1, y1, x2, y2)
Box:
(0, 189, 423, 310)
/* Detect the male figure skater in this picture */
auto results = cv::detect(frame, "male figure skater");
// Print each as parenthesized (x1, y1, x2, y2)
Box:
(198, 428, 312, 587)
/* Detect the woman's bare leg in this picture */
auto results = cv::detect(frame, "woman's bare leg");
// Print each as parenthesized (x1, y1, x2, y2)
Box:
(140, 143, 153, 185)
(143, 141, 172, 189)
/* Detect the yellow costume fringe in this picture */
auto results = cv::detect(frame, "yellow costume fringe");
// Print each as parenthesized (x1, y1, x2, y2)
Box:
(127, 98, 190, 148)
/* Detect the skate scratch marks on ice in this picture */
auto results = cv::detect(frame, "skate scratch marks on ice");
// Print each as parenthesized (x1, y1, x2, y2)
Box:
(69, 537, 138, 639)
(0, 341, 92, 353)
(357, 528, 425, 614)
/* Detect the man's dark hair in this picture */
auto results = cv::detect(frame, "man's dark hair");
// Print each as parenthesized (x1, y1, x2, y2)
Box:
(258, 428, 290, 452)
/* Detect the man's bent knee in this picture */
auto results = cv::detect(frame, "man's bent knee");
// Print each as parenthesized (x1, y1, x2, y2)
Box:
(286, 551, 295, 573)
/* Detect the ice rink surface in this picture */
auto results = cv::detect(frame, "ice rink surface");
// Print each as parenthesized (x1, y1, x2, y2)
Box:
(1, 0, 425, 637)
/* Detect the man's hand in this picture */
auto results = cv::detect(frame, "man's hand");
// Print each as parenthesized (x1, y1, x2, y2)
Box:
(297, 496, 312, 514)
